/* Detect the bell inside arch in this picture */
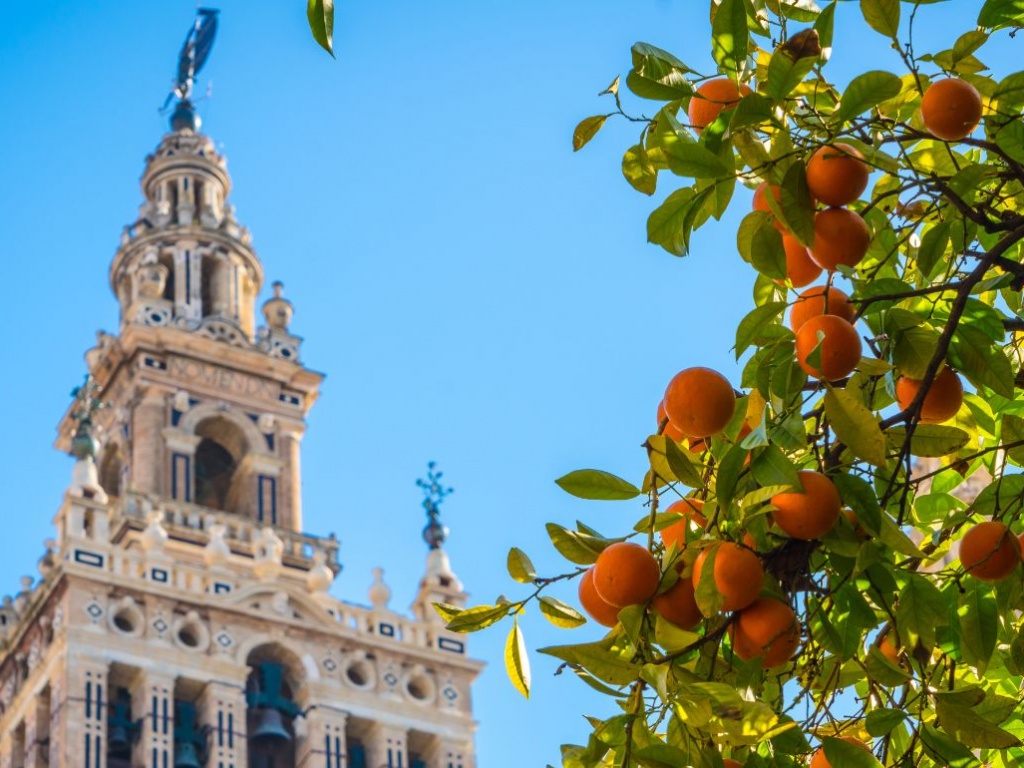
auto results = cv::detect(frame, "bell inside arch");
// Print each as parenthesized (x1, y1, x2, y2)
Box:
(173, 701, 206, 768)
(249, 707, 292, 744)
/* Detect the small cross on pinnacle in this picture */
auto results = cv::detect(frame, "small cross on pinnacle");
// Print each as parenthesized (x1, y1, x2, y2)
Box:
(416, 462, 453, 550)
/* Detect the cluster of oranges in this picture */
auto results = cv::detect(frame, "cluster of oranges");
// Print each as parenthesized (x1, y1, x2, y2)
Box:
(570, 73, 996, 766)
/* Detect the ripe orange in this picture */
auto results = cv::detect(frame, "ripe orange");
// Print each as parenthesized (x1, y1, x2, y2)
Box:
(578, 567, 621, 627)
(723, 761, 743, 768)
(895, 367, 964, 423)
(652, 576, 702, 630)
(921, 77, 983, 141)
(960, 521, 1021, 582)
(730, 598, 800, 667)
(693, 542, 764, 614)
(810, 738, 871, 768)
(782, 233, 822, 287)
(794, 314, 862, 381)
(663, 367, 737, 439)
(789, 285, 855, 333)
(770, 471, 842, 540)
(660, 498, 707, 551)
(811, 207, 871, 270)
(686, 436, 709, 453)
(592, 542, 662, 607)
(806, 143, 869, 207)
(656, 400, 686, 442)
(688, 78, 752, 132)
(752, 182, 781, 215)
(878, 636, 900, 665)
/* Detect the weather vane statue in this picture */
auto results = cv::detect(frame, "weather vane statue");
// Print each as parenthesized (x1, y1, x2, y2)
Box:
(162, 8, 219, 131)
(68, 375, 107, 460)
(416, 462, 454, 550)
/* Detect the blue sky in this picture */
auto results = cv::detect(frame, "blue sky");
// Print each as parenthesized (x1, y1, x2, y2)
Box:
(0, 1, 1015, 765)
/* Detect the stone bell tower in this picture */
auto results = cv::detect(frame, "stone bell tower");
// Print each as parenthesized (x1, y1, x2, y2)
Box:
(0, 12, 482, 768)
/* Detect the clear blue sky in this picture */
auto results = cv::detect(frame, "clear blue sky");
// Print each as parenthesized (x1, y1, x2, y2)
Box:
(0, 1, 1015, 765)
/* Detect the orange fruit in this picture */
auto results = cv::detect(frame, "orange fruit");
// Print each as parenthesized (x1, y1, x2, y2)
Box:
(686, 436, 709, 453)
(578, 567, 621, 627)
(806, 143, 869, 207)
(730, 598, 800, 667)
(811, 207, 871, 271)
(693, 542, 764, 614)
(782, 233, 822, 287)
(770, 471, 842, 540)
(895, 367, 964, 423)
(663, 367, 737, 439)
(878, 636, 900, 665)
(794, 314, 862, 381)
(921, 78, 983, 141)
(960, 521, 1021, 582)
(652, 576, 702, 630)
(752, 182, 781, 215)
(789, 286, 855, 333)
(592, 542, 662, 608)
(1018, 532, 1024, 562)
(657, 400, 686, 442)
(660, 499, 706, 551)
(723, 761, 743, 768)
(688, 78, 752, 132)
(810, 738, 871, 768)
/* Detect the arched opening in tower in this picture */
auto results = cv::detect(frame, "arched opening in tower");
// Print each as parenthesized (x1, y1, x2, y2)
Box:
(245, 646, 301, 768)
(193, 416, 249, 514)
(99, 447, 124, 499)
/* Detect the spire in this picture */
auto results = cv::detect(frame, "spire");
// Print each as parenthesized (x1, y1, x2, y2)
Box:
(163, 9, 219, 133)
(417, 461, 452, 550)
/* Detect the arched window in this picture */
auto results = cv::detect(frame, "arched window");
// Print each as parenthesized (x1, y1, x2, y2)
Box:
(193, 416, 249, 514)
(201, 255, 229, 318)
(158, 252, 176, 302)
(246, 647, 301, 768)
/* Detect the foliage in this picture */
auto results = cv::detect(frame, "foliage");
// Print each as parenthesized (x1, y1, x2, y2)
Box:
(431, 1, 1024, 766)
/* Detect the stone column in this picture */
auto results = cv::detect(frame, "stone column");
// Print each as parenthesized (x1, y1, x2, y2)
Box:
(54, 657, 107, 768)
(197, 677, 248, 768)
(0, 734, 11, 768)
(132, 388, 168, 496)
(278, 426, 304, 531)
(131, 669, 175, 768)
(23, 693, 43, 768)
(297, 706, 347, 768)
(367, 724, 407, 768)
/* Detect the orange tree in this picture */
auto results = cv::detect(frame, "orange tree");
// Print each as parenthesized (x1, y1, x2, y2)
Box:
(311, 1, 1024, 766)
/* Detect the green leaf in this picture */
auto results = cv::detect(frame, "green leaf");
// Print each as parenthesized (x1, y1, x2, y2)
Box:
(917, 221, 951, 278)
(711, 0, 749, 75)
(824, 387, 888, 467)
(977, 0, 1024, 30)
(836, 70, 903, 122)
(750, 445, 801, 489)
(885, 424, 971, 458)
(433, 602, 464, 623)
(573, 115, 608, 152)
(735, 302, 788, 358)
(749, 219, 787, 280)
(539, 639, 640, 686)
(505, 620, 531, 698)
(766, 47, 817, 100)
(891, 325, 940, 379)
(832, 474, 881, 536)
(661, 141, 730, 179)
(778, 162, 816, 246)
(715, 443, 750, 512)
(921, 723, 981, 768)
(866, 709, 907, 737)
(949, 324, 1015, 398)
(860, 0, 899, 37)
(1002, 415, 1024, 466)
(628, 43, 693, 100)
(622, 143, 658, 196)
(647, 187, 713, 256)
(539, 596, 587, 629)
(555, 470, 641, 501)
(306, 0, 335, 56)
(865, 645, 911, 686)
(546, 523, 607, 565)
(694, 546, 725, 616)
(446, 603, 509, 633)
(935, 700, 1021, 749)
(663, 437, 706, 487)
(507, 548, 537, 584)
(822, 736, 882, 767)
(896, 573, 947, 650)
(958, 579, 998, 671)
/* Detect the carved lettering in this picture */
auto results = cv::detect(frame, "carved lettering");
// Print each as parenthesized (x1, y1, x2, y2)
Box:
(167, 357, 278, 401)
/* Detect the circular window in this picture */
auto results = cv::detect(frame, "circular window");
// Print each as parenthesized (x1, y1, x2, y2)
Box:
(171, 614, 210, 653)
(403, 670, 436, 704)
(113, 612, 135, 634)
(107, 599, 144, 638)
(178, 626, 200, 648)
(341, 656, 376, 691)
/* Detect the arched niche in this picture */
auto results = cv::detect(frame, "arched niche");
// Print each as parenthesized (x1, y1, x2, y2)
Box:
(193, 415, 248, 514)
(245, 643, 305, 768)
(99, 444, 126, 499)
(201, 253, 231, 319)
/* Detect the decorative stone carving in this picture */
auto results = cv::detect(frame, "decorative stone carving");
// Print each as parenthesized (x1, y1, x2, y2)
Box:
(37, 540, 56, 579)
(256, 413, 275, 434)
(140, 508, 169, 554)
(204, 522, 232, 567)
(252, 526, 284, 581)
(172, 389, 192, 413)
(306, 551, 334, 594)
(262, 282, 293, 331)
(137, 254, 169, 299)
(369, 568, 391, 611)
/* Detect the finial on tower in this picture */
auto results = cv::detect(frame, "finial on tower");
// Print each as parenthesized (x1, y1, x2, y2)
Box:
(68, 375, 107, 460)
(416, 462, 453, 550)
(163, 8, 220, 132)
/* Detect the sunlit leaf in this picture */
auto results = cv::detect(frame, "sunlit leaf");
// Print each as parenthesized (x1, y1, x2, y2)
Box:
(505, 620, 531, 698)
(307, 0, 335, 56)
(860, 0, 900, 37)
(573, 115, 608, 152)
(539, 596, 587, 629)
(825, 387, 888, 467)
(507, 547, 537, 583)
(555, 469, 641, 500)
(836, 70, 903, 122)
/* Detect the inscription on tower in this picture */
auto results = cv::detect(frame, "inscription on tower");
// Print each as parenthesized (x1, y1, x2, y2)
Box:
(168, 356, 279, 401)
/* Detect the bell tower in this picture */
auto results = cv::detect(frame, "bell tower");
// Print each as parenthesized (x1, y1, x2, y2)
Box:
(0, 11, 482, 768)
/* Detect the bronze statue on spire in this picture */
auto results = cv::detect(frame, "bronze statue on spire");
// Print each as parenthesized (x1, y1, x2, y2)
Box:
(417, 462, 453, 550)
(163, 8, 219, 131)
